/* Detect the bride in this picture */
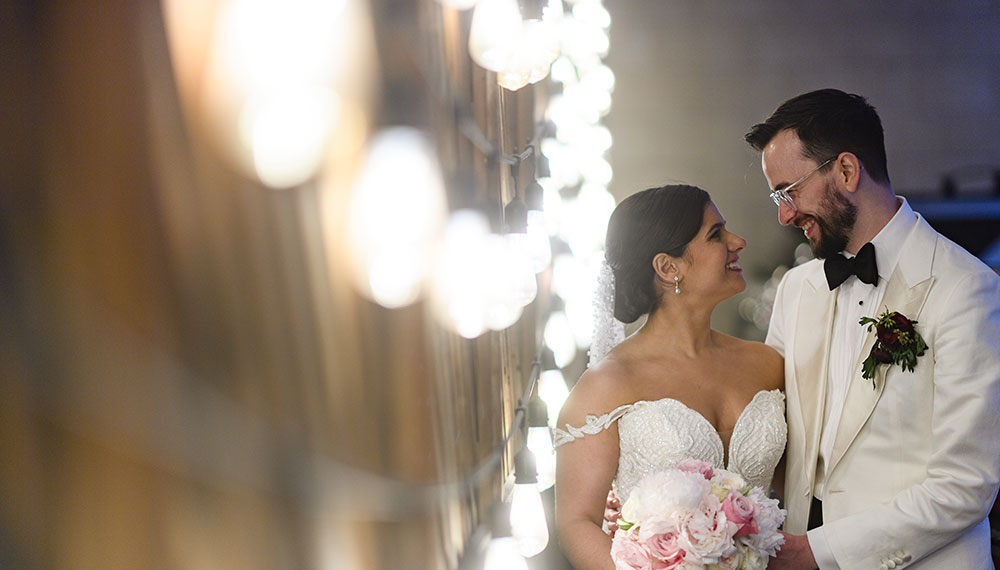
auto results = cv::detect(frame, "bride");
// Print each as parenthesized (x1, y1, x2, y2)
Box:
(554, 184, 787, 570)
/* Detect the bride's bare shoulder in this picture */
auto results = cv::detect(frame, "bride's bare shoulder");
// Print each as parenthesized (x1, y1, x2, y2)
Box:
(557, 354, 637, 427)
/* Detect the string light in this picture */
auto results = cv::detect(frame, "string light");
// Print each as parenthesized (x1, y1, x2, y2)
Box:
(509, 448, 549, 557)
(468, 0, 561, 91)
(482, 504, 530, 570)
(537, 348, 569, 428)
(526, 397, 555, 491)
(543, 310, 577, 368)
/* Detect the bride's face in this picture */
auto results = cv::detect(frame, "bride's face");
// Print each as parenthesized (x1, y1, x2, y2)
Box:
(681, 202, 747, 299)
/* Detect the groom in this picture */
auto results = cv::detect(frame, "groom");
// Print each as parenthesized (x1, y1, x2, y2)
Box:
(746, 88, 1000, 569)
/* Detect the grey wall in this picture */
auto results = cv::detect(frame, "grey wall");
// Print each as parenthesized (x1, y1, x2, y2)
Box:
(604, 1, 1000, 338)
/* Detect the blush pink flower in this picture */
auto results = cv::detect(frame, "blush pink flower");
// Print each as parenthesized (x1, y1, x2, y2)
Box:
(611, 532, 652, 570)
(720, 493, 758, 538)
(674, 458, 714, 480)
(645, 531, 686, 568)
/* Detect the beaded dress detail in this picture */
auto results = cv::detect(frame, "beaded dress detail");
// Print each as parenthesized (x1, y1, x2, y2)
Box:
(554, 389, 786, 502)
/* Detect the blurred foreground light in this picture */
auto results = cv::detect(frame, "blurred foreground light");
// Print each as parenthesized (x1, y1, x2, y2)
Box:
(557, 13, 609, 61)
(487, 235, 536, 327)
(348, 127, 447, 308)
(431, 211, 492, 338)
(430, 211, 537, 337)
(243, 88, 339, 188)
(572, 0, 611, 29)
(522, 211, 552, 273)
(560, 184, 615, 256)
(538, 369, 569, 427)
(544, 311, 576, 368)
(163, 0, 373, 188)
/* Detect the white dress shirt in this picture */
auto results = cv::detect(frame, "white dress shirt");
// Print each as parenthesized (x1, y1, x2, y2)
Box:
(806, 197, 917, 569)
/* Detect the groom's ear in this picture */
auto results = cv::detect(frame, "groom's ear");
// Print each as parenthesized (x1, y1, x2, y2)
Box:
(652, 252, 678, 284)
(836, 152, 863, 193)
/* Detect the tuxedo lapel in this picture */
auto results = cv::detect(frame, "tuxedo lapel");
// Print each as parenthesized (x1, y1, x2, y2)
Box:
(829, 246, 935, 473)
(794, 270, 836, 490)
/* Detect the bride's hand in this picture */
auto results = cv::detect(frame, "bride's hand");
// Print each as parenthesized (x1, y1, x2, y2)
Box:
(603, 489, 621, 536)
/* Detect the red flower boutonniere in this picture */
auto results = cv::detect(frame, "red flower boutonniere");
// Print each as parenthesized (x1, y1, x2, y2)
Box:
(858, 309, 928, 388)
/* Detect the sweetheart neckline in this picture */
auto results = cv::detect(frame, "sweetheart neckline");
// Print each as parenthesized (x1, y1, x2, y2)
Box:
(623, 389, 783, 467)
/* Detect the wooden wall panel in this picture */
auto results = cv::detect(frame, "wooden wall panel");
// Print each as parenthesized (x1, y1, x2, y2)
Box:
(0, 1, 545, 569)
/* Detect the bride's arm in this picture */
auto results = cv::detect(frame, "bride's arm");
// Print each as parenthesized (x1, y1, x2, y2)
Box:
(554, 370, 625, 570)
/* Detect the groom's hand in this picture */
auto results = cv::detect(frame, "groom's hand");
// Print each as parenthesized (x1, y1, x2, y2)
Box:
(768, 531, 817, 570)
(603, 489, 621, 536)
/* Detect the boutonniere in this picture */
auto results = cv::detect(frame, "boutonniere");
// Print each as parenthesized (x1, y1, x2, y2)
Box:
(858, 309, 928, 388)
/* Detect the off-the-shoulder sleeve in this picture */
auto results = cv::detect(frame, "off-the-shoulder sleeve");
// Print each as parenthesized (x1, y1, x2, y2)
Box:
(552, 403, 636, 447)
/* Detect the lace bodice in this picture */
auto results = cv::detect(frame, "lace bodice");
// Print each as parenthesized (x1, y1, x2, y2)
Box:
(554, 389, 786, 502)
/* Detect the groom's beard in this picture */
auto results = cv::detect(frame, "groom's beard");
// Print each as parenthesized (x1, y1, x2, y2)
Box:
(807, 181, 858, 259)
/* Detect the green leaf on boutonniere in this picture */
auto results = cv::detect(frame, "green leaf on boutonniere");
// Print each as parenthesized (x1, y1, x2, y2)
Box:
(859, 309, 928, 389)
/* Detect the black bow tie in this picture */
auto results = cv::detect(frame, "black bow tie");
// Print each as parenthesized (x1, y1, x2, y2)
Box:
(824, 242, 879, 290)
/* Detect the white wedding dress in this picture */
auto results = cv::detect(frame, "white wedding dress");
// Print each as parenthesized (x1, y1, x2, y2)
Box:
(554, 389, 787, 502)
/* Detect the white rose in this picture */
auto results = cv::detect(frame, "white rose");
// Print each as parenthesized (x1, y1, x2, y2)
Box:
(710, 469, 747, 494)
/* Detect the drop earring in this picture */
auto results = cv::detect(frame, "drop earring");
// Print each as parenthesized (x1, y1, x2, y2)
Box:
(674, 276, 680, 294)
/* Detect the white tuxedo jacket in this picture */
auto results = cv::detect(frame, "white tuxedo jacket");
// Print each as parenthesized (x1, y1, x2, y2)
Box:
(767, 212, 1000, 569)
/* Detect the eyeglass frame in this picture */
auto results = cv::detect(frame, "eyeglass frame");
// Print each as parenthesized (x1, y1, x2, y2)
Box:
(769, 157, 836, 210)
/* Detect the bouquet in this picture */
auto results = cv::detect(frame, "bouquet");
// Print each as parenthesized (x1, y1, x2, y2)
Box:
(611, 459, 785, 570)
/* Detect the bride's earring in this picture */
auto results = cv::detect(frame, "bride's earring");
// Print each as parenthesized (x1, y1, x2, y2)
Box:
(674, 276, 680, 294)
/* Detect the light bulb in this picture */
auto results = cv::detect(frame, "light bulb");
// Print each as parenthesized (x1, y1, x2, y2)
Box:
(348, 127, 447, 308)
(525, 210, 552, 273)
(544, 311, 577, 368)
(510, 481, 549, 557)
(468, 0, 522, 72)
(429, 210, 492, 338)
(527, 426, 556, 491)
(483, 537, 530, 570)
(538, 369, 569, 427)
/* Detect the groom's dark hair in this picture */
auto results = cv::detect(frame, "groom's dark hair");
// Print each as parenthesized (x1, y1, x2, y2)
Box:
(605, 184, 710, 323)
(744, 88, 891, 185)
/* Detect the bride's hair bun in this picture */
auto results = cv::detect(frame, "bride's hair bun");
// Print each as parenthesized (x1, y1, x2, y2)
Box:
(604, 184, 709, 323)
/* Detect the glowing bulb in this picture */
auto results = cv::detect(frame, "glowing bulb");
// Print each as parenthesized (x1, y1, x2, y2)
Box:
(510, 478, 549, 557)
(430, 210, 492, 338)
(483, 537, 529, 570)
(544, 311, 577, 368)
(243, 87, 338, 188)
(527, 425, 556, 491)
(468, 0, 522, 72)
(572, 0, 611, 29)
(538, 369, 569, 427)
(525, 211, 552, 273)
(348, 127, 446, 308)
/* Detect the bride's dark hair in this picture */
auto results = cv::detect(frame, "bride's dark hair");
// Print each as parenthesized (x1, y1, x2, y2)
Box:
(604, 184, 710, 323)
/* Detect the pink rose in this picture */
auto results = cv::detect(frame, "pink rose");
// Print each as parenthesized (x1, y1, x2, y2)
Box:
(721, 493, 758, 538)
(611, 532, 652, 570)
(645, 531, 686, 568)
(674, 459, 714, 480)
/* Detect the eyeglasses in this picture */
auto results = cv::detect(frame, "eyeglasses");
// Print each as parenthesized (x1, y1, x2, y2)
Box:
(769, 157, 835, 210)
